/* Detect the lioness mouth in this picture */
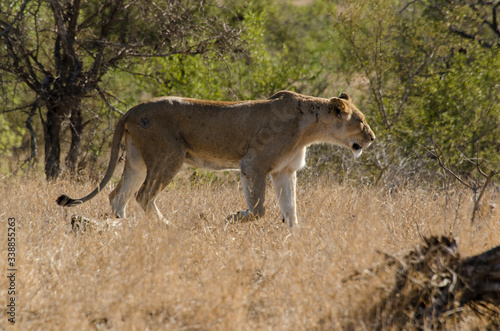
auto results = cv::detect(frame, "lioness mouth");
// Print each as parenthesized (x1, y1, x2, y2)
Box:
(352, 143, 362, 150)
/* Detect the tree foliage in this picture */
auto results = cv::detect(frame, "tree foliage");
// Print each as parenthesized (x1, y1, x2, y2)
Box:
(1, 0, 242, 180)
(335, 0, 499, 185)
(0, 0, 498, 190)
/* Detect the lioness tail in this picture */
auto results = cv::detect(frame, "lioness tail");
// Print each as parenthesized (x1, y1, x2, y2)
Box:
(56, 195, 83, 207)
(56, 114, 128, 207)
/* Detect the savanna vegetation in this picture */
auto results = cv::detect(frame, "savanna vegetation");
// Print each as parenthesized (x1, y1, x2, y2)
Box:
(1, 0, 499, 187)
(1, 0, 499, 329)
(1, 176, 500, 329)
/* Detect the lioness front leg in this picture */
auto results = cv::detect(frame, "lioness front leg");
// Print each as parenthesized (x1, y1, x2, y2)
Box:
(232, 162, 267, 222)
(271, 169, 298, 227)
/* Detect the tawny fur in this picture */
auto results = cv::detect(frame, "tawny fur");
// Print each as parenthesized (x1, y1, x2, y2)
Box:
(57, 91, 375, 227)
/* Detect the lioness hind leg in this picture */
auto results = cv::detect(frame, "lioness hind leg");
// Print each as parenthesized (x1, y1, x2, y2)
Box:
(271, 169, 298, 227)
(110, 135, 147, 218)
(135, 152, 185, 224)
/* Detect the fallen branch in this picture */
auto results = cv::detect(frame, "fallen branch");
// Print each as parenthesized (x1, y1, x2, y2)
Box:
(348, 236, 500, 329)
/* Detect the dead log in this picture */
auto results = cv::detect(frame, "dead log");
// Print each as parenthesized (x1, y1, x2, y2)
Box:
(348, 236, 500, 329)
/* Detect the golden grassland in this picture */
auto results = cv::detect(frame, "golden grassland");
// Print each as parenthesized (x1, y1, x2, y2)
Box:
(1, 174, 499, 330)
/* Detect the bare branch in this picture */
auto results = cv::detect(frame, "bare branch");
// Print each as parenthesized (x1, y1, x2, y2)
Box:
(13, 99, 39, 175)
(96, 87, 124, 116)
(0, 0, 31, 37)
(448, 25, 497, 48)
(398, 0, 419, 14)
(471, 170, 497, 224)
(2, 103, 35, 114)
(395, 51, 436, 121)
(492, 2, 500, 36)
(430, 135, 473, 189)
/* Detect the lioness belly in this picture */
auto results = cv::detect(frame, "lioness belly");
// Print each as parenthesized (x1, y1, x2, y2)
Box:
(184, 152, 240, 171)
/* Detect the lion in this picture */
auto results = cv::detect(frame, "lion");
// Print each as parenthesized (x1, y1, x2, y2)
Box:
(57, 91, 375, 227)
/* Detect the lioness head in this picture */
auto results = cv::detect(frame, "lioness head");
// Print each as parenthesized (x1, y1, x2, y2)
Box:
(329, 93, 375, 157)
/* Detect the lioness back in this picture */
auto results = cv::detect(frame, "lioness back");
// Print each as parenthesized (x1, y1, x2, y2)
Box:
(124, 93, 301, 170)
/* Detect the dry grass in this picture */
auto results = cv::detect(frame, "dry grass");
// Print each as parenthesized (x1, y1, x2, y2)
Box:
(1, 174, 499, 330)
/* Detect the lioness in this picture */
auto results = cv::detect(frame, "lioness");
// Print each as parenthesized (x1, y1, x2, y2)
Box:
(57, 91, 375, 227)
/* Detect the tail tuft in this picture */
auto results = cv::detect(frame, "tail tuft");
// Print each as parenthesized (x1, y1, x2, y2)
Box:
(56, 195, 82, 207)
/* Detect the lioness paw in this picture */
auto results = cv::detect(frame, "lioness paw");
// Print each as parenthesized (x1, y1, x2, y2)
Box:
(226, 209, 256, 223)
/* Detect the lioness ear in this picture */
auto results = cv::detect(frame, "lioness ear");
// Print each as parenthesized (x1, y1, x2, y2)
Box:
(329, 98, 345, 117)
(339, 92, 350, 101)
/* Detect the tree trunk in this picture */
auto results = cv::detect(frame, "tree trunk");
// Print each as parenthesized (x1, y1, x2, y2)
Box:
(43, 105, 63, 181)
(65, 104, 83, 177)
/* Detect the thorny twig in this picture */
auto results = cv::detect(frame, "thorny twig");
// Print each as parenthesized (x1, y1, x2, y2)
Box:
(429, 134, 497, 223)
